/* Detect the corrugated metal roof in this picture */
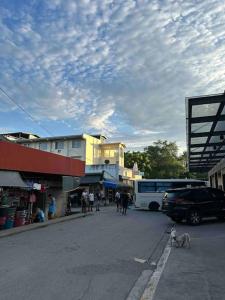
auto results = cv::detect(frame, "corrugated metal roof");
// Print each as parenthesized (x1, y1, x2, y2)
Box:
(15, 134, 85, 143)
(186, 93, 225, 172)
(0, 170, 28, 187)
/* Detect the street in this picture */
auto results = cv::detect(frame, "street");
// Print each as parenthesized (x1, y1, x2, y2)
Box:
(154, 218, 225, 300)
(0, 207, 170, 300)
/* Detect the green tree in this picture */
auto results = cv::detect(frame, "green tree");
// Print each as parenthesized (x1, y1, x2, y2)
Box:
(125, 140, 187, 179)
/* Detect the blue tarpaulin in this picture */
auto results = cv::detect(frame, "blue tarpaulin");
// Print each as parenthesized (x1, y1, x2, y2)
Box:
(103, 180, 117, 189)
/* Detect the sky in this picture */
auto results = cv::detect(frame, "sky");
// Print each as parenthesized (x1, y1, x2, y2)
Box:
(0, 0, 225, 152)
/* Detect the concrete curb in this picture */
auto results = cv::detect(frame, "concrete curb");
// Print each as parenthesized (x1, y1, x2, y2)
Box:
(0, 212, 93, 239)
(126, 270, 153, 300)
(140, 241, 171, 300)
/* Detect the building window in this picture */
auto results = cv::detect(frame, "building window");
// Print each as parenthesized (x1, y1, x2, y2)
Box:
(103, 149, 115, 158)
(104, 149, 110, 157)
(138, 182, 156, 193)
(55, 141, 64, 150)
(39, 142, 48, 151)
(72, 140, 81, 148)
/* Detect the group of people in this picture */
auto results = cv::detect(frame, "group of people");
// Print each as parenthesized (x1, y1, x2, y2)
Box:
(81, 190, 102, 213)
(115, 190, 131, 215)
(34, 190, 132, 221)
(81, 189, 132, 215)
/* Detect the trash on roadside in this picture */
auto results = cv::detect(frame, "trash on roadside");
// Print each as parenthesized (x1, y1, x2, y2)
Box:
(134, 257, 147, 264)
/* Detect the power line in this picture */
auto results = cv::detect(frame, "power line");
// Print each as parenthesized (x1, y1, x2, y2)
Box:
(0, 86, 53, 136)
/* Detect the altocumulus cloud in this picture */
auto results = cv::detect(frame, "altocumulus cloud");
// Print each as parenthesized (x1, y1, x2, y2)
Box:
(0, 0, 225, 150)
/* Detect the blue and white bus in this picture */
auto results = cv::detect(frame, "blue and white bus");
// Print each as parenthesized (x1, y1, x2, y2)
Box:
(134, 179, 207, 210)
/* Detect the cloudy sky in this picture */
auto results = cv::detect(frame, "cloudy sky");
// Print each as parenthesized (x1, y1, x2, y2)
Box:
(0, 0, 225, 151)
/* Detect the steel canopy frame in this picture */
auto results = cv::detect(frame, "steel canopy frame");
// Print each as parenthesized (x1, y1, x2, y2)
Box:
(186, 93, 225, 172)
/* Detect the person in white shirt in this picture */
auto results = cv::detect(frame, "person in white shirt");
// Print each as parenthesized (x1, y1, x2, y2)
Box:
(115, 191, 121, 212)
(89, 191, 94, 212)
(81, 190, 88, 213)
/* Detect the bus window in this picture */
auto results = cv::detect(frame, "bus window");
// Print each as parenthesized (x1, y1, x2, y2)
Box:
(190, 181, 206, 187)
(138, 182, 156, 193)
(156, 182, 172, 192)
(172, 182, 186, 189)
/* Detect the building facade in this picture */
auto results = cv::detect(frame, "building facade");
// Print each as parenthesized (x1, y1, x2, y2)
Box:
(4, 132, 141, 183)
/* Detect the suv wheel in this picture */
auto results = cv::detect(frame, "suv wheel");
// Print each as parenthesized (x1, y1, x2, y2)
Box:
(148, 202, 160, 211)
(187, 210, 201, 225)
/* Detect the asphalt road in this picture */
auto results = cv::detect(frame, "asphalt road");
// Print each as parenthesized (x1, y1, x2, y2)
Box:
(0, 206, 170, 300)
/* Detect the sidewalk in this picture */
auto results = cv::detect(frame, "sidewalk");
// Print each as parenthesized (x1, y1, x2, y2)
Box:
(0, 211, 92, 239)
(153, 220, 225, 300)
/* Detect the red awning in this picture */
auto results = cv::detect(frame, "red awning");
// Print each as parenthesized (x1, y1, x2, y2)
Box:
(0, 141, 84, 177)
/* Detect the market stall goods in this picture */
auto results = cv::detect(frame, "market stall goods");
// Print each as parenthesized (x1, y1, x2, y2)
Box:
(4, 207, 16, 229)
(0, 207, 8, 229)
(14, 210, 27, 227)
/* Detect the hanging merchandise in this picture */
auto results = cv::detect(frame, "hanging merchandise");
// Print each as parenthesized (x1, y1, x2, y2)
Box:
(0, 207, 8, 230)
(14, 209, 27, 227)
(1, 192, 9, 206)
(40, 184, 46, 192)
(29, 193, 36, 203)
(33, 183, 41, 190)
(4, 207, 16, 229)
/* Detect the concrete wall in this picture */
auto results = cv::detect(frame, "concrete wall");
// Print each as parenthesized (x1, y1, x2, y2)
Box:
(84, 134, 102, 165)
(208, 158, 225, 190)
(86, 164, 120, 179)
(99, 144, 124, 167)
(21, 139, 86, 161)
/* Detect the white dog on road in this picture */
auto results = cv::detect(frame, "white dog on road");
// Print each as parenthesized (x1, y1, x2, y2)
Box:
(170, 227, 191, 248)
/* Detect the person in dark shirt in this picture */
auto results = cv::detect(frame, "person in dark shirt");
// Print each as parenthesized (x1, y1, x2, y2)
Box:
(121, 190, 129, 215)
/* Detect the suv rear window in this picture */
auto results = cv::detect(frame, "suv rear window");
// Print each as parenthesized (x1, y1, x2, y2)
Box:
(166, 190, 190, 200)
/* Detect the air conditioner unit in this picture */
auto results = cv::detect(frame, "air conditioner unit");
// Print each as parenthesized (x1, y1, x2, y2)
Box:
(57, 150, 61, 153)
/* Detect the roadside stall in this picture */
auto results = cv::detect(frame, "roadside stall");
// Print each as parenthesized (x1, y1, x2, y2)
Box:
(0, 170, 29, 229)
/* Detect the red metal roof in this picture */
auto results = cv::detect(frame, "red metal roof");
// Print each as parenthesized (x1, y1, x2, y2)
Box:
(0, 141, 85, 177)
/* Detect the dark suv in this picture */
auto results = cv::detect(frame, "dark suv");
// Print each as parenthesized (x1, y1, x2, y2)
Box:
(162, 187, 225, 225)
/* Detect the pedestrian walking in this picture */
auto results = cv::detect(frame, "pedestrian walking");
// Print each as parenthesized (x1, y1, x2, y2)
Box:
(100, 190, 106, 206)
(89, 191, 94, 212)
(48, 194, 56, 219)
(95, 190, 100, 211)
(81, 189, 88, 213)
(115, 191, 121, 212)
(121, 190, 129, 215)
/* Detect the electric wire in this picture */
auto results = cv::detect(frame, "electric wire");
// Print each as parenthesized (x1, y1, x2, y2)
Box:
(0, 86, 53, 136)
